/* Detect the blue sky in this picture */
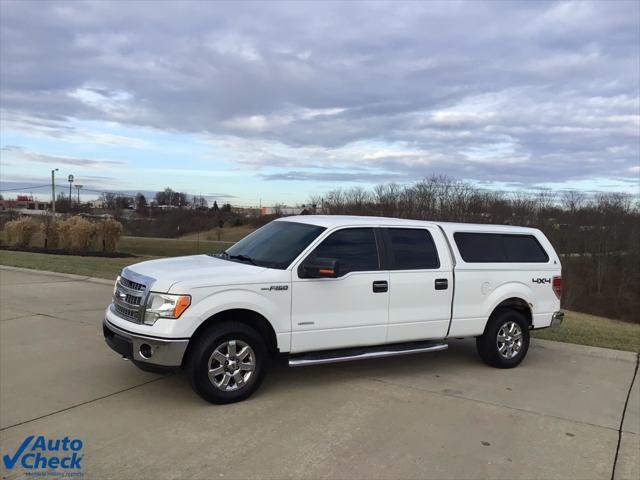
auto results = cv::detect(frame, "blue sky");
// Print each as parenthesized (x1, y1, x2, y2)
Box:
(1, 1, 639, 206)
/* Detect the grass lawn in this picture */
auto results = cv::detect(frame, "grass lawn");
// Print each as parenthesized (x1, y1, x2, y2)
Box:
(180, 225, 255, 243)
(120, 236, 228, 257)
(532, 310, 639, 353)
(0, 231, 236, 258)
(0, 250, 148, 280)
(1, 248, 638, 352)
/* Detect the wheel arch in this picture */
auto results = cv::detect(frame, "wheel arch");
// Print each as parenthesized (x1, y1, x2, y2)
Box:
(488, 297, 532, 330)
(182, 308, 279, 367)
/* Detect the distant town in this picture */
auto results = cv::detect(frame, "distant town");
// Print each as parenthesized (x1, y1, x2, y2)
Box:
(0, 191, 312, 218)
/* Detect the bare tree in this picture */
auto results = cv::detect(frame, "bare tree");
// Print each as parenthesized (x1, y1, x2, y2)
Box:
(561, 190, 585, 213)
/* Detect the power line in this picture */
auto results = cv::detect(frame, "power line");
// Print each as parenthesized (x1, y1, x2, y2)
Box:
(0, 184, 51, 192)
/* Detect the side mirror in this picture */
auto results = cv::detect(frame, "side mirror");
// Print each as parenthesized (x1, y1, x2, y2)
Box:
(300, 258, 339, 279)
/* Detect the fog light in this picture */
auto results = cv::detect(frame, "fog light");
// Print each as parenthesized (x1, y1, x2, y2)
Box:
(139, 343, 153, 359)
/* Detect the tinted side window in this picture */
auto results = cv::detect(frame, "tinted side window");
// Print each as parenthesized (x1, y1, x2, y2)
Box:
(307, 228, 379, 275)
(503, 235, 549, 262)
(454, 232, 549, 263)
(454, 233, 506, 262)
(387, 229, 440, 269)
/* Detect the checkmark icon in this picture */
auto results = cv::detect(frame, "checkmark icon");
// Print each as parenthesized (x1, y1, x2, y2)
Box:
(3, 435, 34, 469)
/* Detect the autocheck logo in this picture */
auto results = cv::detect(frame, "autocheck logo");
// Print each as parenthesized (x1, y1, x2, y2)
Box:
(3, 435, 84, 474)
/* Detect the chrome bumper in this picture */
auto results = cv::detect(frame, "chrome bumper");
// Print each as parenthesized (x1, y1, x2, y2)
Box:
(103, 318, 189, 367)
(551, 311, 564, 327)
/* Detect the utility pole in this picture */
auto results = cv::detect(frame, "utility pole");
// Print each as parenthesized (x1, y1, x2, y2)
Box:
(51, 168, 59, 214)
(68, 174, 74, 211)
(75, 184, 83, 207)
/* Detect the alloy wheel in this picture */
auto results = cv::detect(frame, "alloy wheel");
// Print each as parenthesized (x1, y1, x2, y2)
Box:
(496, 321, 523, 359)
(207, 340, 256, 391)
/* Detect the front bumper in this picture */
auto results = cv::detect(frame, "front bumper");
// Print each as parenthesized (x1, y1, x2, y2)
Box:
(103, 318, 189, 367)
(551, 311, 564, 327)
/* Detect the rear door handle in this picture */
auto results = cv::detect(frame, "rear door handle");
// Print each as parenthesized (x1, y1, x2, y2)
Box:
(372, 280, 388, 293)
(435, 278, 448, 290)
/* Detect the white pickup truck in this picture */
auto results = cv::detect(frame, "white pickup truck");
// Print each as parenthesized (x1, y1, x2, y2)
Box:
(104, 216, 563, 403)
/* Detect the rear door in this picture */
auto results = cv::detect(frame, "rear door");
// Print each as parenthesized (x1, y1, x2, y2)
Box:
(383, 227, 453, 342)
(290, 227, 389, 352)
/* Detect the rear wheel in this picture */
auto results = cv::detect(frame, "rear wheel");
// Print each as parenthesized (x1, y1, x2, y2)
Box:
(186, 322, 268, 404)
(476, 309, 530, 368)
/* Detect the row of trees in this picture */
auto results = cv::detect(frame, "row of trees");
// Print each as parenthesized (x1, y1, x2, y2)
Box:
(98, 188, 232, 213)
(308, 176, 639, 323)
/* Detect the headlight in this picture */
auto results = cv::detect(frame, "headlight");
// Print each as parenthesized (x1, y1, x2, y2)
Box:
(113, 275, 120, 296)
(143, 293, 191, 325)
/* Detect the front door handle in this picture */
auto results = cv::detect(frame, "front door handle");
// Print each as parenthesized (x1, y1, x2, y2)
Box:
(435, 278, 448, 290)
(372, 280, 388, 293)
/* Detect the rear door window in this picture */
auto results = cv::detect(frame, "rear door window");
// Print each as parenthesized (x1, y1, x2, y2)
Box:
(454, 232, 548, 263)
(386, 228, 440, 269)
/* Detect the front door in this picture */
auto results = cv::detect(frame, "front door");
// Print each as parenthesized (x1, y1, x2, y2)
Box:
(290, 227, 389, 353)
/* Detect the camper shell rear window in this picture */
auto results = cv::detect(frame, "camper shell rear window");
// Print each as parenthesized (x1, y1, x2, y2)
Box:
(453, 232, 549, 263)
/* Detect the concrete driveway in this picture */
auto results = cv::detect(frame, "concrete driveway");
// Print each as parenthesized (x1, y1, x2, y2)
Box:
(1, 267, 638, 480)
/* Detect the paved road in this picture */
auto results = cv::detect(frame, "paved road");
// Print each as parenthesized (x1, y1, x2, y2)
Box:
(0, 267, 638, 480)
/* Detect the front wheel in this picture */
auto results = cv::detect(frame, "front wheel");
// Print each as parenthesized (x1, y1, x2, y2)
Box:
(186, 322, 268, 404)
(476, 309, 530, 368)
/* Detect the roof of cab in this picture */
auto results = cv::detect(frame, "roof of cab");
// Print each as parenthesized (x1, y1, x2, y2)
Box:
(275, 215, 540, 234)
(275, 215, 431, 228)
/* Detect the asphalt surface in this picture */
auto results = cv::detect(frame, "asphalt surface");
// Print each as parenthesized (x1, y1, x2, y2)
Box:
(0, 267, 638, 480)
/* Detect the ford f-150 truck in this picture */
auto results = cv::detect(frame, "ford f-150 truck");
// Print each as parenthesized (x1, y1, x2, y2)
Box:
(104, 216, 563, 403)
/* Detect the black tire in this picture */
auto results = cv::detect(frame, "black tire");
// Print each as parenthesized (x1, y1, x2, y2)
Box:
(186, 322, 269, 404)
(476, 309, 530, 368)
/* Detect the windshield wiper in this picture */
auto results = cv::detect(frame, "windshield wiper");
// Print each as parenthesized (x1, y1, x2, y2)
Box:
(215, 250, 258, 266)
(228, 254, 257, 265)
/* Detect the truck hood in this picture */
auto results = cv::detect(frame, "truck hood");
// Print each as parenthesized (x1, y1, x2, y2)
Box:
(122, 255, 282, 292)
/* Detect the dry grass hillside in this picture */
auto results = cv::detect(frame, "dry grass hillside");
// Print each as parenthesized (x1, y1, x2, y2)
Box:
(180, 225, 256, 243)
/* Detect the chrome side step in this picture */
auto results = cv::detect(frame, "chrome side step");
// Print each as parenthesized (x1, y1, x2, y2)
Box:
(288, 341, 448, 367)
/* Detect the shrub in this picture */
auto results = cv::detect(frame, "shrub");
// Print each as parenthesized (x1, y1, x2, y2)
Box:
(70, 216, 98, 251)
(56, 216, 97, 251)
(100, 218, 123, 251)
(56, 217, 75, 250)
(4, 217, 38, 247)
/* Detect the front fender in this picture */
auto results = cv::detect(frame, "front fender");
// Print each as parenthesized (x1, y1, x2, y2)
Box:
(184, 286, 291, 349)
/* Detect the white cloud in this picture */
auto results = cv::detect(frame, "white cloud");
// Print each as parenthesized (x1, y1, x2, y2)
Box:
(0, 0, 638, 188)
(1, 145, 126, 167)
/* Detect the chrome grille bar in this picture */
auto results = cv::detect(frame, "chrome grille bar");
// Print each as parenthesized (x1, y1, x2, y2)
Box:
(119, 277, 145, 292)
(112, 272, 153, 323)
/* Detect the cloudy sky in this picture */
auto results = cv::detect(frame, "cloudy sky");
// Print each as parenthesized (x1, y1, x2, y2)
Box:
(1, 0, 639, 205)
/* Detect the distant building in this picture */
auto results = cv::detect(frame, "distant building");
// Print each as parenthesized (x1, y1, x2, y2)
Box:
(260, 206, 305, 216)
(0, 195, 50, 212)
(232, 207, 262, 217)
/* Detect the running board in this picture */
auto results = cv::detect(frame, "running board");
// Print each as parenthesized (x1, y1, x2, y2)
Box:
(288, 341, 448, 367)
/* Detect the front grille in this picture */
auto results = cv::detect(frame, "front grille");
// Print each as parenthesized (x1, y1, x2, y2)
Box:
(125, 294, 141, 305)
(114, 303, 140, 321)
(112, 274, 149, 323)
(120, 277, 145, 291)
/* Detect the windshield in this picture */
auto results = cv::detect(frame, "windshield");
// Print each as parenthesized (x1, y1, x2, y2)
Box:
(222, 221, 326, 269)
